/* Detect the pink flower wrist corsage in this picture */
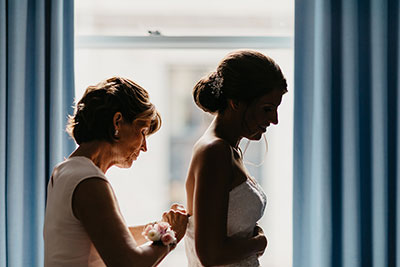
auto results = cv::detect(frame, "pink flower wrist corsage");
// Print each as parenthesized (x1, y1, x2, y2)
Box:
(142, 221, 177, 248)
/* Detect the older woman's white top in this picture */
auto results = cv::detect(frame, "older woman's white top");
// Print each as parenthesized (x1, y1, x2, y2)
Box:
(185, 178, 267, 267)
(44, 156, 108, 267)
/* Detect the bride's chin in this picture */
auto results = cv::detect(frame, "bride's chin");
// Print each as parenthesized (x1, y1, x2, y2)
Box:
(248, 133, 262, 141)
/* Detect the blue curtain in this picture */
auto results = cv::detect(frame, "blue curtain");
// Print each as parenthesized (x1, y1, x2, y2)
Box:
(0, 0, 75, 266)
(294, 0, 399, 266)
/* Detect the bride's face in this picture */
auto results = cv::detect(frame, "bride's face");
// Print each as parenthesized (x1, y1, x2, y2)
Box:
(241, 89, 283, 141)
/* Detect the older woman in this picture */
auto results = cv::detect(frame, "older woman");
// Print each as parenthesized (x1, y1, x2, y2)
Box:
(44, 77, 188, 266)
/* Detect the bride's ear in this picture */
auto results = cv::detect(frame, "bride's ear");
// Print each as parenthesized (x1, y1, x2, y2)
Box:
(228, 99, 242, 111)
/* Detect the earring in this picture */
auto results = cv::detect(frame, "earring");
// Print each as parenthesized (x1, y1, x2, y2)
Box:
(114, 129, 119, 137)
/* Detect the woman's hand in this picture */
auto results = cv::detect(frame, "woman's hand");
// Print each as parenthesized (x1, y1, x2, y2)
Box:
(162, 203, 188, 243)
(253, 224, 268, 257)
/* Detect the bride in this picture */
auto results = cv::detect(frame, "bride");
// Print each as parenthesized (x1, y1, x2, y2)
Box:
(184, 50, 287, 266)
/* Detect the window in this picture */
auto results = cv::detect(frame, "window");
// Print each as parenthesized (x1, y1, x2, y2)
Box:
(75, 1, 293, 266)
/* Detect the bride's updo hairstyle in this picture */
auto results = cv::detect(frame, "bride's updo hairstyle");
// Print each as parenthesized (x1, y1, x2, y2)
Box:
(193, 50, 287, 114)
(67, 76, 161, 145)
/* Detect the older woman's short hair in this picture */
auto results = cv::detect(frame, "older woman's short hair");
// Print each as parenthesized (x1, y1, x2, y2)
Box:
(67, 77, 161, 145)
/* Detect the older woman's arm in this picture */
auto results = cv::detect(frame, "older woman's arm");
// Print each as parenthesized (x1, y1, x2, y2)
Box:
(128, 226, 148, 246)
(72, 178, 186, 267)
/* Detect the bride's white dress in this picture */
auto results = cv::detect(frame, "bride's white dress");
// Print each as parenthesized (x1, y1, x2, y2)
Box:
(185, 179, 267, 267)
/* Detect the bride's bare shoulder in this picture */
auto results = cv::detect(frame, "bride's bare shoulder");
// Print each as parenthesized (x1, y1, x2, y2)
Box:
(191, 137, 233, 165)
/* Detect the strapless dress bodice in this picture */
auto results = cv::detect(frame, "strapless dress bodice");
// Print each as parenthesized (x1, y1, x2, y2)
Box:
(185, 179, 267, 267)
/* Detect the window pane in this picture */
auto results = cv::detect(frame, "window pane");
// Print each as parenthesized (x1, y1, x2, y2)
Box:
(75, 0, 294, 36)
(75, 48, 293, 267)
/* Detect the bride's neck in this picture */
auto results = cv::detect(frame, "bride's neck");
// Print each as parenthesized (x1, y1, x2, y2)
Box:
(212, 115, 242, 149)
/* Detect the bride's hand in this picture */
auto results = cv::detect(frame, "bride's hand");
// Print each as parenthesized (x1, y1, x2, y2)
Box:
(162, 203, 188, 243)
(253, 224, 268, 257)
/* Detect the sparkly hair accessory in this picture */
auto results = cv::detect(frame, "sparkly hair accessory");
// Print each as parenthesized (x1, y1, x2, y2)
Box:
(77, 103, 85, 111)
(210, 74, 223, 98)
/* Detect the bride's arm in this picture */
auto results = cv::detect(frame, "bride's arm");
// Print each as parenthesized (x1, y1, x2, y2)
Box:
(193, 141, 267, 266)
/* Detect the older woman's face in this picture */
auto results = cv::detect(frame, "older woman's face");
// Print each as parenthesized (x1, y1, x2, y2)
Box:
(115, 118, 151, 168)
(242, 89, 284, 141)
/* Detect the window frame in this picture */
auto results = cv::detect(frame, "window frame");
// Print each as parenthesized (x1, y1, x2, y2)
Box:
(75, 35, 293, 49)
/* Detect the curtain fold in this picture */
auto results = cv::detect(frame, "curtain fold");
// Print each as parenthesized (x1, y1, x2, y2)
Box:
(294, 0, 399, 266)
(0, 0, 75, 266)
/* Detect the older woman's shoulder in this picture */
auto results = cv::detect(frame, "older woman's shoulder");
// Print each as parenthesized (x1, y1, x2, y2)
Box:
(54, 156, 105, 180)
